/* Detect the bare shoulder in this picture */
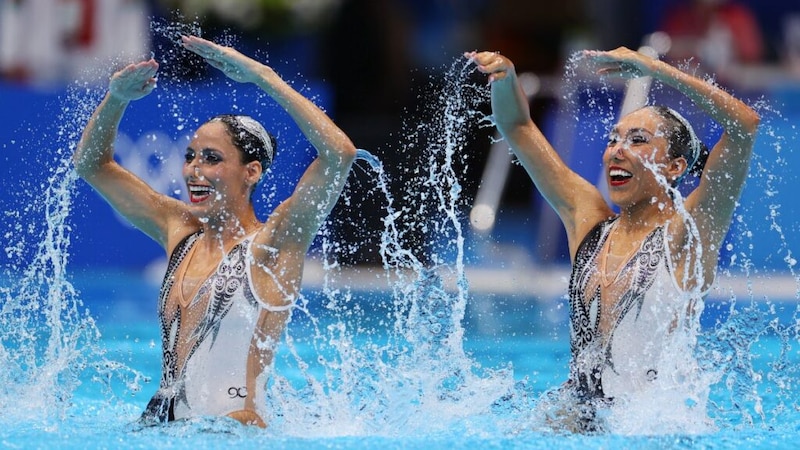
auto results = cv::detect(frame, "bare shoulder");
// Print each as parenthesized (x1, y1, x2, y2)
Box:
(248, 212, 306, 308)
(664, 211, 707, 261)
(251, 203, 285, 249)
(249, 204, 303, 267)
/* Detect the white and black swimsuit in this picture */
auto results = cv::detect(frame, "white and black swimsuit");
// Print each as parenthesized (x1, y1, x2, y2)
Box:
(567, 217, 701, 403)
(141, 231, 291, 424)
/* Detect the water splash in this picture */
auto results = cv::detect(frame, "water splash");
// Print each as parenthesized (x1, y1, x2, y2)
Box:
(262, 59, 514, 437)
(0, 161, 92, 423)
(0, 79, 155, 425)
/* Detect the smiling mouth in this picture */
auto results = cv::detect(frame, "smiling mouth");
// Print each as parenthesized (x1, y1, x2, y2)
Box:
(609, 167, 633, 186)
(188, 184, 214, 203)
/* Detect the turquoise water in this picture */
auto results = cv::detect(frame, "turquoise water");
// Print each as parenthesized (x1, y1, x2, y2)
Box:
(1, 271, 798, 449)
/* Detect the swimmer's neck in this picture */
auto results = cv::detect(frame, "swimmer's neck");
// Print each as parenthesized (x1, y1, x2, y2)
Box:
(615, 199, 677, 232)
(192, 208, 262, 246)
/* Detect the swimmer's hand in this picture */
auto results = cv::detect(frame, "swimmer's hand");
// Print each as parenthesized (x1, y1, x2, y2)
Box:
(181, 35, 262, 84)
(108, 59, 159, 101)
(464, 50, 515, 84)
(583, 47, 656, 79)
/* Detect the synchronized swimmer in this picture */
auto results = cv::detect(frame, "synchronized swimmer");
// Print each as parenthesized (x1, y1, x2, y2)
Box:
(467, 46, 759, 431)
(74, 35, 357, 427)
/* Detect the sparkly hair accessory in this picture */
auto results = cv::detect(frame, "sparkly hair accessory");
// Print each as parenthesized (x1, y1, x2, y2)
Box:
(664, 106, 701, 170)
(234, 115, 274, 164)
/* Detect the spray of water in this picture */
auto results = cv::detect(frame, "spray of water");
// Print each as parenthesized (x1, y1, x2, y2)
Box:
(0, 84, 149, 425)
(261, 58, 515, 437)
(698, 101, 800, 430)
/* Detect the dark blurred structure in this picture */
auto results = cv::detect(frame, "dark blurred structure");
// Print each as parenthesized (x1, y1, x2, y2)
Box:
(318, 0, 588, 265)
(656, 0, 766, 83)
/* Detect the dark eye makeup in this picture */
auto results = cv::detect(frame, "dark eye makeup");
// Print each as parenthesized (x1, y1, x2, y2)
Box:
(184, 148, 223, 165)
(606, 129, 652, 148)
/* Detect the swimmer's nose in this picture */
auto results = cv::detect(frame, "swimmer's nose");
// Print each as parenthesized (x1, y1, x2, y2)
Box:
(192, 166, 205, 181)
(609, 143, 625, 159)
(185, 160, 203, 180)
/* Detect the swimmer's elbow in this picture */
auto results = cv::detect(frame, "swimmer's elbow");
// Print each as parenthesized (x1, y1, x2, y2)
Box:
(341, 142, 358, 165)
(326, 141, 357, 170)
(733, 107, 761, 137)
(72, 146, 113, 181)
(494, 115, 534, 134)
(72, 150, 97, 179)
(72, 147, 93, 178)
(749, 113, 761, 134)
(741, 108, 761, 135)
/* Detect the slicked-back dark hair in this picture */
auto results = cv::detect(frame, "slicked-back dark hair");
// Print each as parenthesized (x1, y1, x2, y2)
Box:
(210, 114, 277, 176)
(648, 106, 709, 185)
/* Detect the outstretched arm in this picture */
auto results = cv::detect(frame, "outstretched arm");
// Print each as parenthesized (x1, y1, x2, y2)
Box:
(584, 47, 760, 253)
(73, 59, 190, 248)
(181, 36, 357, 251)
(466, 51, 611, 258)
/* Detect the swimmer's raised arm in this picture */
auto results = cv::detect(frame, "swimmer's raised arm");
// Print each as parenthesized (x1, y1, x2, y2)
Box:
(466, 51, 611, 258)
(73, 59, 191, 248)
(182, 35, 357, 251)
(584, 47, 760, 255)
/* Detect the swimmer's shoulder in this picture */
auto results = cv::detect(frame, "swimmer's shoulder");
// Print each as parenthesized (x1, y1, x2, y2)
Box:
(163, 213, 203, 257)
(568, 210, 616, 259)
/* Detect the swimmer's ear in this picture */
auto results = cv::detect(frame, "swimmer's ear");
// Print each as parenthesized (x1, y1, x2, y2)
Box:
(668, 157, 688, 181)
(245, 161, 263, 187)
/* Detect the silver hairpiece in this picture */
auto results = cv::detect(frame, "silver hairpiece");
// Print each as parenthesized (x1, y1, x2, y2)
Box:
(664, 106, 701, 171)
(235, 115, 273, 164)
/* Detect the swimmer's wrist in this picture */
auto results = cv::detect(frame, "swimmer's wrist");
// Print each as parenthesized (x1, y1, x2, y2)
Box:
(253, 65, 285, 94)
(105, 91, 131, 107)
(255, 64, 277, 82)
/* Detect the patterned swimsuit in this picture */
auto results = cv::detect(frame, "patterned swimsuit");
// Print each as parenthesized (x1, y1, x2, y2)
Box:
(141, 231, 291, 424)
(567, 218, 699, 402)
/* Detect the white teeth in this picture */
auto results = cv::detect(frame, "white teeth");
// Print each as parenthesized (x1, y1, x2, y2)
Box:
(609, 169, 632, 178)
(189, 185, 213, 194)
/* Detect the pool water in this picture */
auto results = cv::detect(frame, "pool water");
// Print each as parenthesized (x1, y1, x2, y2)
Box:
(1, 269, 797, 449)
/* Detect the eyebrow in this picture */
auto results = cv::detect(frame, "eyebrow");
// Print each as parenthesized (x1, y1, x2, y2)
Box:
(610, 127, 655, 136)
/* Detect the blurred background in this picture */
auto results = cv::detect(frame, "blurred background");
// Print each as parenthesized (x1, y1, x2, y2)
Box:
(2, 0, 800, 292)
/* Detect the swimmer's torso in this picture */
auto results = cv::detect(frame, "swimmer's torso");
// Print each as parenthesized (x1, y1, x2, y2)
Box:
(567, 217, 695, 400)
(142, 231, 291, 423)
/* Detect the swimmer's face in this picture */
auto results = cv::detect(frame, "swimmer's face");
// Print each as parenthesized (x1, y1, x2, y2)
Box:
(603, 109, 685, 207)
(182, 122, 261, 218)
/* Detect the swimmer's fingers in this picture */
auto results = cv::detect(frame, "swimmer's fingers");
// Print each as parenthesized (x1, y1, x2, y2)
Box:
(465, 51, 514, 83)
(180, 35, 225, 60)
(583, 48, 652, 79)
(595, 63, 643, 79)
(181, 35, 258, 83)
(108, 59, 159, 101)
(181, 35, 241, 69)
